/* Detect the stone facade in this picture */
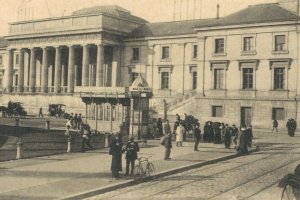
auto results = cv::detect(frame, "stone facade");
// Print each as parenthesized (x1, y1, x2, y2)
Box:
(1, 2, 300, 130)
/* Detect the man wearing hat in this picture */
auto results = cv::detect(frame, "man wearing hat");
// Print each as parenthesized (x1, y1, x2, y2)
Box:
(124, 137, 140, 176)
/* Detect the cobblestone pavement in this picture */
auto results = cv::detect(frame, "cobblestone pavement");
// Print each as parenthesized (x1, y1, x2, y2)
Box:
(85, 133, 300, 200)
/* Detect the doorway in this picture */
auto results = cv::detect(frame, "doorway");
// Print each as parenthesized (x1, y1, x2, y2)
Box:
(240, 107, 252, 127)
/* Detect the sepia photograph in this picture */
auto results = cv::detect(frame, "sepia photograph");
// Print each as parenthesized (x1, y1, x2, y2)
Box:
(0, 0, 299, 199)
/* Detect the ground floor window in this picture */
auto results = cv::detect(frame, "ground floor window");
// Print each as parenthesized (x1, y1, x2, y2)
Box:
(212, 106, 223, 117)
(161, 72, 169, 89)
(272, 108, 285, 120)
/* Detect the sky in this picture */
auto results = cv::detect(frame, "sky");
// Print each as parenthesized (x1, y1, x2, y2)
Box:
(0, 0, 277, 36)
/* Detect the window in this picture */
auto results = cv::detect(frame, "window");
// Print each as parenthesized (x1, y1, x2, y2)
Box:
(192, 45, 198, 59)
(15, 54, 19, 65)
(274, 68, 285, 90)
(161, 46, 170, 60)
(192, 71, 197, 90)
(214, 69, 224, 89)
(0, 74, 3, 87)
(272, 108, 285, 120)
(132, 48, 140, 61)
(161, 72, 169, 89)
(242, 68, 253, 89)
(215, 39, 224, 53)
(243, 37, 254, 51)
(275, 35, 286, 51)
(131, 72, 139, 83)
(0, 55, 2, 65)
(212, 106, 223, 117)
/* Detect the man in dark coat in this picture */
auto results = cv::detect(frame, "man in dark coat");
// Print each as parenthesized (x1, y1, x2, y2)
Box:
(164, 132, 172, 160)
(272, 119, 278, 132)
(109, 135, 123, 178)
(224, 124, 231, 149)
(236, 127, 248, 155)
(193, 125, 201, 151)
(124, 137, 140, 176)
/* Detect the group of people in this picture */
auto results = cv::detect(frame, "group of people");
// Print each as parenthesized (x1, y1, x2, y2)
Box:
(272, 118, 297, 137)
(65, 113, 83, 130)
(109, 135, 140, 178)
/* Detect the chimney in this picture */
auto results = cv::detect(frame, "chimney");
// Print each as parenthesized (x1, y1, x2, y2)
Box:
(278, 0, 300, 15)
(217, 4, 220, 19)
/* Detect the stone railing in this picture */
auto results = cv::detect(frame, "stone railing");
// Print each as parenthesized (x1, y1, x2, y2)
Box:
(9, 15, 102, 35)
(166, 90, 197, 111)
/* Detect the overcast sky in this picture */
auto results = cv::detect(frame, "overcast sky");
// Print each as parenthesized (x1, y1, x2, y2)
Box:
(0, 0, 277, 36)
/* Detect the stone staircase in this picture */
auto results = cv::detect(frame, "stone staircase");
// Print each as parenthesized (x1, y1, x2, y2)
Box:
(167, 90, 197, 114)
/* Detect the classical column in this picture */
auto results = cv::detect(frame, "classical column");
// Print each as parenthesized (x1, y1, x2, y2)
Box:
(29, 48, 36, 93)
(7, 49, 14, 92)
(67, 45, 75, 93)
(197, 37, 206, 96)
(112, 46, 121, 87)
(17, 49, 25, 93)
(96, 44, 104, 86)
(41, 47, 48, 93)
(82, 44, 89, 86)
(54, 46, 62, 93)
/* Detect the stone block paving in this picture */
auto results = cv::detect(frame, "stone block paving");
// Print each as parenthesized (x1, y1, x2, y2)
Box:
(86, 135, 300, 200)
(0, 139, 238, 200)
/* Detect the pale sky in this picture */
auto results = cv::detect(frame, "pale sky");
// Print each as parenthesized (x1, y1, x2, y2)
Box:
(0, 0, 277, 36)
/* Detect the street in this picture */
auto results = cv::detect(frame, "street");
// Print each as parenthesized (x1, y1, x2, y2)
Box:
(85, 132, 300, 200)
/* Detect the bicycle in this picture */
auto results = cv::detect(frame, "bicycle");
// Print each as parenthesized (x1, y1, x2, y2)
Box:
(278, 173, 300, 200)
(133, 156, 155, 181)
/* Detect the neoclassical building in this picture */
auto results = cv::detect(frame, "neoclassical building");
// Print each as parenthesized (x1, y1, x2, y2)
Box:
(1, 0, 300, 130)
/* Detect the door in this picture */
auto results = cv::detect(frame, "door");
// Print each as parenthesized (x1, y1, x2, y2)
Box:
(241, 107, 252, 127)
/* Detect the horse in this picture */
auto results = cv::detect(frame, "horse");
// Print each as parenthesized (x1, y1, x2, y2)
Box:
(0, 106, 7, 118)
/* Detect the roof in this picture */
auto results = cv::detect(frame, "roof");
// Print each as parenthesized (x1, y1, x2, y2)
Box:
(0, 37, 8, 48)
(195, 3, 299, 28)
(129, 18, 215, 38)
(129, 3, 300, 38)
(131, 76, 149, 88)
(72, 5, 148, 24)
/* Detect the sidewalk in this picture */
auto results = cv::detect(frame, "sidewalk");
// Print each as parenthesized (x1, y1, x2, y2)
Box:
(0, 140, 252, 200)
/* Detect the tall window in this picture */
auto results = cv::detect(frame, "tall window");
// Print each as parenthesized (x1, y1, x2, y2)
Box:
(192, 71, 197, 90)
(161, 72, 169, 89)
(132, 48, 140, 61)
(275, 35, 286, 51)
(214, 69, 224, 89)
(192, 45, 198, 59)
(131, 72, 139, 83)
(0, 55, 2, 65)
(272, 108, 285, 120)
(0, 74, 3, 87)
(15, 54, 19, 65)
(243, 37, 254, 51)
(242, 68, 253, 89)
(274, 68, 285, 90)
(161, 46, 170, 59)
(212, 106, 223, 117)
(215, 38, 224, 53)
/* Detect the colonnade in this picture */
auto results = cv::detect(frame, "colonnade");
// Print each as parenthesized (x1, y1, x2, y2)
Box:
(6, 43, 120, 93)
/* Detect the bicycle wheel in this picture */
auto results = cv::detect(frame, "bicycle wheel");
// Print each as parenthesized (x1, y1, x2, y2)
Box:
(281, 183, 299, 200)
(146, 163, 155, 176)
(133, 165, 144, 181)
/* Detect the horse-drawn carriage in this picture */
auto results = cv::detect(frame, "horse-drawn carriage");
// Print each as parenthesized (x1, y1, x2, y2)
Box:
(48, 104, 71, 119)
(0, 102, 27, 118)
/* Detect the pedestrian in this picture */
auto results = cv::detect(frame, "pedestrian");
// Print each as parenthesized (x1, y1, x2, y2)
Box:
(39, 107, 43, 117)
(247, 125, 253, 147)
(124, 137, 140, 176)
(272, 119, 278, 132)
(73, 113, 78, 129)
(286, 118, 297, 137)
(231, 124, 238, 147)
(66, 117, 73, 129)
(77, 113, 82, 130)
(224, 124, 231, 148)
(163, 131, 172, 160)
(157, 118, 163, 136)
(164, 120, 171, 135)
(176, 122, 185, 146)
(81, 124, 94, 152)
(235, 126, 248, 155)
(193, 124, 201, 151)
(109, 134, 123, 178)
